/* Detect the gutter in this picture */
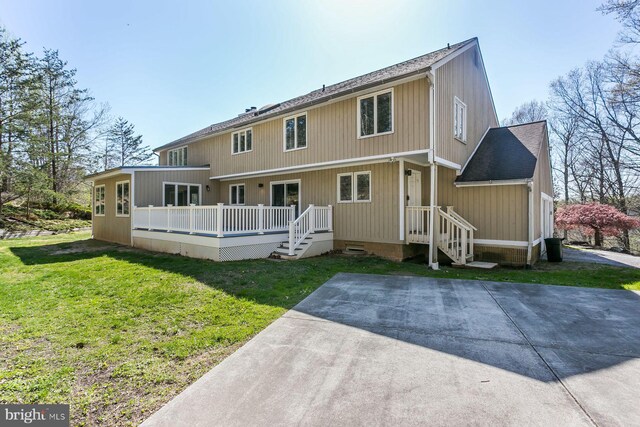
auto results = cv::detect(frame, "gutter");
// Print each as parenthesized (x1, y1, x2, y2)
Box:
(454, 178, 532, 187)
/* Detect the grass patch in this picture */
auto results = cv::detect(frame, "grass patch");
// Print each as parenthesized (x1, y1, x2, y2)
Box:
(0, 232, 638, 425)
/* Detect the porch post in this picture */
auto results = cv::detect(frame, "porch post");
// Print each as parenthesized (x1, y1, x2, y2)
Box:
(258, 204, 265, 235)
(167, 205, 172, 232)
(288, 220, 295, 256)
(148, 205, 153, 231)
(216, 203, 224, 237)
(399, 159, 405, 242)
(309, 204, 315, 234)
(189, 204, 195, 234)
(328, 205, 333, 232)
(290, 205, 296, 221)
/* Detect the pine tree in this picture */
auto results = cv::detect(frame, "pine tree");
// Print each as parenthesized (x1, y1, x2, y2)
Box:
(106, 117, 151, 167)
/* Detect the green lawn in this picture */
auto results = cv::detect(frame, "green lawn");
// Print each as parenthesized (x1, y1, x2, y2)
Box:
(1, 232, 639, 426)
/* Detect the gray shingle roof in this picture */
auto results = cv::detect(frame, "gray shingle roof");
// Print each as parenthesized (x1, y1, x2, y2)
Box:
(455, 121, 547, 183)
(154, 38, 477, 152)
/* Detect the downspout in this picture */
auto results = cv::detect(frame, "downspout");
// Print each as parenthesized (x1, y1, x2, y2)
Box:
(130, 171, 135, 247)
(427, 69, 438, 270)
(526, 181, 533, 267)
(399, 158, 405, 241)
(90, 181, 95, 239)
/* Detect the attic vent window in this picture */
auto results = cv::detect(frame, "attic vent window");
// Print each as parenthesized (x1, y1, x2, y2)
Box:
(453, 97, 467, 143)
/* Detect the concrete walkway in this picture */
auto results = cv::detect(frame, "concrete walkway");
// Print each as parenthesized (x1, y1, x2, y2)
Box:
(142, 274, 640, 427)
(563, 246, 640, 268)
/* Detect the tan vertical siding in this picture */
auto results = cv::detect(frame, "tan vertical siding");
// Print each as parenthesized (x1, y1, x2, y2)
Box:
(93, 174, 132, 245)
(161, 79, 429, 177)
(134, 170, 217, 207)
(438, 167, 528, 241)
(533, 131, 553, 239)
(435, 47, 498, 166)
(220, 162, 401, 243)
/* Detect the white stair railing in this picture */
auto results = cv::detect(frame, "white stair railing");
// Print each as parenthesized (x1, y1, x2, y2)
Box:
(286, 205, 333, 256)
(437, 207, 473, 264)
(445, 206, 476, 262)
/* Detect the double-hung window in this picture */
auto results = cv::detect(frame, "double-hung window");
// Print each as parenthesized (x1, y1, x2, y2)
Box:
(337, 171, 371, 203)
(283, 113, 307, 151)
(116, 181, 130, 216)
(358, 89, 393, 138)
(232, 129, 253, 154)
(229, 184, 245, 205)
(168, 146, 188, 166)
(94, 185, 105, 216)
(453, 97, 467, 142)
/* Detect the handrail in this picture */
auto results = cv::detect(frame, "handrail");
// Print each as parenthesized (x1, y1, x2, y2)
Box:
(438, 207, 474, 264)
(446, 206, 478, 231)
(288, 205, 313, 256)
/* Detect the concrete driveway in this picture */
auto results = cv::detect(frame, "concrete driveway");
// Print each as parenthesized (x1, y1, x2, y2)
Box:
(142, 273, 640, 427)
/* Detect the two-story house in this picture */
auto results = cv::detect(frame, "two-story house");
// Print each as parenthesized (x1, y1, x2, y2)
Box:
(86, 37, 554, 268)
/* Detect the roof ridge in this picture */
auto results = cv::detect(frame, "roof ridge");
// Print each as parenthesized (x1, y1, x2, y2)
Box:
(492, 120, 547, 130)
(154, 38, 478, 152)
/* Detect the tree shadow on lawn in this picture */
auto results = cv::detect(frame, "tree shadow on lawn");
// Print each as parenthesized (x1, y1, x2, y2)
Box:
(8, 238, 640, 384)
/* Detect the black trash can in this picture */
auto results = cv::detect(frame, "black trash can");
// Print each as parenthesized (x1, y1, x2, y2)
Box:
(545, 238, 563, 262)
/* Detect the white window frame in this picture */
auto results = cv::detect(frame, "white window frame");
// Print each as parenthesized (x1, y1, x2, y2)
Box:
(337, 171, 372, 203)
(453, 96, 467, 143)
(231, 128, 253, 155)
(229, 183, 246, 205)
(282, 112, 308, 152)
(162, 181, 202, 206)
(168, 146, 188, 166)
(94, 185, 105, 216)
(115, 180, 130, 217)
(357, 88, 394, 139)
(269, 179, 302, 213)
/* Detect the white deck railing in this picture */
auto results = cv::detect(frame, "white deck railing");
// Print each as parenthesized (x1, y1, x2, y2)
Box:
(133, 204, 294, 237)
(133, 203, 332, 240)
(288, 204, 333, 256)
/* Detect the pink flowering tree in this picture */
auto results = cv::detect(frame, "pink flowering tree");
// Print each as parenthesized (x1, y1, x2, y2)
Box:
(555, 203, 640, 247)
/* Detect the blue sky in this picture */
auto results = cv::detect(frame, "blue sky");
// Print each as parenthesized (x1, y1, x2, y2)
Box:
(0, 0, 622, 149)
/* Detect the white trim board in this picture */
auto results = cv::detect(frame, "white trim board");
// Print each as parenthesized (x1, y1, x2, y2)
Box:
(454, 179, 531, 187)
(86, 167, 210, 182)
(475, 238, 542, 248)
(434, 156, 461, 170)
(211, 149, 430, 181)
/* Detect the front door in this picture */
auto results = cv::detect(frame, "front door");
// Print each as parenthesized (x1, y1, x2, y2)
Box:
(407, 170, 422, 206)
(271, 181, 300, 217)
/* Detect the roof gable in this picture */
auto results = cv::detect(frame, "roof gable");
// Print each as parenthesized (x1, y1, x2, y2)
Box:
(456, 121, 547, 183)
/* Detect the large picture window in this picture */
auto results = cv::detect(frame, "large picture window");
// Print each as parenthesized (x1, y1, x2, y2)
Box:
(283, 113, 307, 151)
(232, 129, 253, 154)
(337, 171, 371, 203)
(358, 89, 393, 138)
(168, 146, 188, 166)
(229, 184, 245, 205)
(94, 185, 105, 216)
(116, 180, 130, 216)
(163, 182, 201, 206)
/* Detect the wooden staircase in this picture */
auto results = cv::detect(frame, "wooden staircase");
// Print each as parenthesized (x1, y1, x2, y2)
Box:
(406, 206, 496, 268)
